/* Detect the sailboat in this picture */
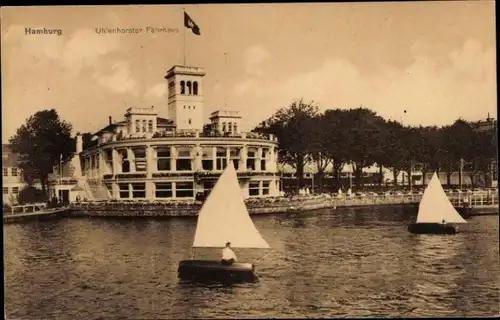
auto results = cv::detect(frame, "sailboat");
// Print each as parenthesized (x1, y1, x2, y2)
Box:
(408, 172, 468, 235)
(178, 161, 270, 283)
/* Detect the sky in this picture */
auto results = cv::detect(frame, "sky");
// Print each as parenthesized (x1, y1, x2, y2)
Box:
(1, 2, 497, 140)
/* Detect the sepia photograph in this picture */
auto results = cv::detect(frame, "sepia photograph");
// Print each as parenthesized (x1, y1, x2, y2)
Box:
(1, 2, 498, 319)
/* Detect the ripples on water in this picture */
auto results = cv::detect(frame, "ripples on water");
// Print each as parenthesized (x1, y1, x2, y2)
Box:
(4, 205, 499, 319)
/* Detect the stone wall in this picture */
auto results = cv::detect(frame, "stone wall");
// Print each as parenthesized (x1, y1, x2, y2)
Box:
(69, 195, 339, 217)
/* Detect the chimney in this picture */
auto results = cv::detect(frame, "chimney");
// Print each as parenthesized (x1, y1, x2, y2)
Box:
(109, 116, 112, 125)
(76, 133, 83, 154)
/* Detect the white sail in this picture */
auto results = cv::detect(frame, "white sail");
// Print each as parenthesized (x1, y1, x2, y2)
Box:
(192, 161, 271, 249)
(416, 172, 467, 224)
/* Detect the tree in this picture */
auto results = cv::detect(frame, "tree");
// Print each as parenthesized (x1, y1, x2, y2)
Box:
(9, 109, 74, 198)
(414, 125, 440, 186)
(317, 109, 352, 190)
(308, 114, 332, 193)
(438, 120, 474, 186)
(375, 120, 405, 186)
(468, 128, 497, 186)
(343, 108, 386, 188)
(202, 123, 214, 136)
(81, 132, 95, 150)
(17, 186, 46, 205)
(253, 99, 319, 189)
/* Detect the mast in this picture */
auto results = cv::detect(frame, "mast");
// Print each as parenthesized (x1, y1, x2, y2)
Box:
(183, 8, 186, 65)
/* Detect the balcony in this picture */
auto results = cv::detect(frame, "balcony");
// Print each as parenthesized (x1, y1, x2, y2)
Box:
(48, 177, 78, 186)
(194, 171, 276, 180)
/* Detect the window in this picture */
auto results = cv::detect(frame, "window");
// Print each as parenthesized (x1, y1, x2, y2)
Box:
(132, 183, 146, 198)
(119, 149, 130, 173)
(135, 120, 140, 133)
(119, 183, 129, 199)
(228, 122, 232, 133)
(230, 148, 240, 171)
(142, 120, 147, 133)
(180, 81, 185, 94)
(3, 187, 8, 195)
(156, 147, 171, 171)
(11, 167, 18, 176)
(234, 123, 238, 133)
(3, 168, 8, 176)
(188, 119, 192, 125)
(176, 181, 194, 198)
(202, 147, 214, 171)
(247, 149, 257, 171)
(155, 182, 172, 198)
(148, 120, 153, 133)
(133, 148, 147, 172)
(95, 154, 99, 169)
(203, 181, 215, 193)
(216, 147, 227, 171)
(249, 182, 259, 196)
(261, 149, 268, 171)
(193, 81, 198, 95)
(176, 148, 192, 171)
(187, 81, 192, 95)
(12, 187, 19, 195)
(222, 122, 226, 132)
(262, 181, 270, 195)
(105, 150, 113, 163)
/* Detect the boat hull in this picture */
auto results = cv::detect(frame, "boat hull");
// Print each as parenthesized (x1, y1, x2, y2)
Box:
(408, 223, 457, 234)
(455, 206, 473, 219)
(178, 260, 258, 283)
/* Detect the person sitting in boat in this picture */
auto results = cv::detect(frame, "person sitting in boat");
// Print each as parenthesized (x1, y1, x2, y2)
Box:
(221, 242, 237, 265)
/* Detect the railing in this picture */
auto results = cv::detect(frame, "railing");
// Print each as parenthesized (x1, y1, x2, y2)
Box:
(4, 203, 47, 215)
(332, 192, 498, 207)
(48, 177, 78, 186)
(108, 131, 277, 142)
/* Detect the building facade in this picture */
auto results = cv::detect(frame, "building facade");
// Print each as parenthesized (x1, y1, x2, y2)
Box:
(2, 145, 24, 205)
(80, 65, 281, 201)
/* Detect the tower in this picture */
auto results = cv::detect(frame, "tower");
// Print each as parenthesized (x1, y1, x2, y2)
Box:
(165, 65, 205, 131)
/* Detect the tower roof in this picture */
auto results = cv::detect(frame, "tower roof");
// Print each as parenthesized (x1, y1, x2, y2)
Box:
(165, 65, 206, 79)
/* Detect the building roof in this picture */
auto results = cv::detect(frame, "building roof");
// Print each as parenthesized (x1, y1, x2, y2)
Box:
(93, 121, 127, 136)
(157, 117, 175, 126)
(2, 144, 19, 167)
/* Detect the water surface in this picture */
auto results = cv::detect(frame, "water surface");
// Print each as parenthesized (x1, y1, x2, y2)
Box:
(4, 205, 499, 318)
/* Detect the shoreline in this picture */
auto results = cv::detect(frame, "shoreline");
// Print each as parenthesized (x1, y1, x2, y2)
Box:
(3, 195, 498, 224)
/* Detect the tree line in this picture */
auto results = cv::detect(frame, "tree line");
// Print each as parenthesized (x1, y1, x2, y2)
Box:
(252, 99, 497, 192)
(6, 105, 497, 204)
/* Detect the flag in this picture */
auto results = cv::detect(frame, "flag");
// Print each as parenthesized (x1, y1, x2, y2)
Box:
(184, 11, 201, 35)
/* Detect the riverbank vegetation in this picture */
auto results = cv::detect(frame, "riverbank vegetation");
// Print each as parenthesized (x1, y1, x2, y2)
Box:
(253, 99, 497, 191)
(8, 109, 74, 199)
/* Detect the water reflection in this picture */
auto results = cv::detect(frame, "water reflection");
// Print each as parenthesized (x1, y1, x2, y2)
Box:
(4, 209, 499, 319)
(408, 234, 465, 316)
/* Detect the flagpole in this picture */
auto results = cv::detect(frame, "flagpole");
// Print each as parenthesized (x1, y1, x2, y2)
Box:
(183, 8, 186, 65)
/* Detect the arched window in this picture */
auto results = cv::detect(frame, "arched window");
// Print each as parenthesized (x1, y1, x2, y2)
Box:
(180, 81, 185, 94)
(187, 81, 192, 95)
(193, 81, 198, 95)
